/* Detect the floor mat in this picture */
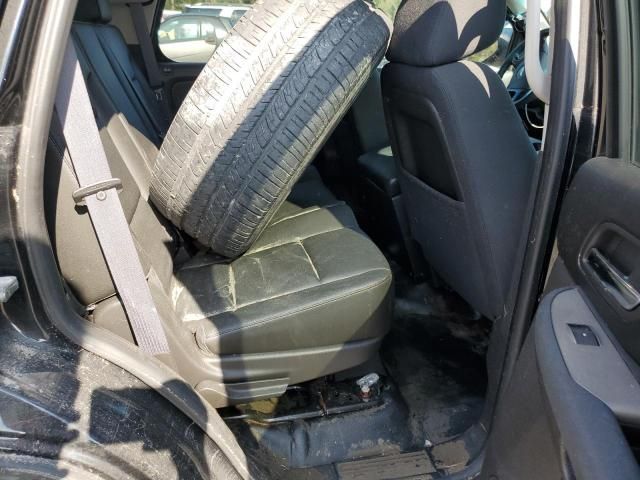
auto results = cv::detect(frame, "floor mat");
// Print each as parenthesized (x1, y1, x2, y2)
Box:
(382, 268, 491, 446)
(337, 451, 436, 479)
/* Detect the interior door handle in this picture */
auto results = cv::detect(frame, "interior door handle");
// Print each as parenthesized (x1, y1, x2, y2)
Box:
(586, 248, 640, 311)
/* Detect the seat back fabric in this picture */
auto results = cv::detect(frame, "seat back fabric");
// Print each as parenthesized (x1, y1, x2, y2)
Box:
(382, 0, 537, 320)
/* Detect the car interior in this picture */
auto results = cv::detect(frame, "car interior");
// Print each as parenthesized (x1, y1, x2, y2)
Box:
(43, 0, 549, 476)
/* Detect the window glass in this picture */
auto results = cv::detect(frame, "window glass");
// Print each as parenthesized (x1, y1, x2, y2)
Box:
(158, 2, 256, 63)
(200, 18, 220, 37)
(158, 17, 199, 44)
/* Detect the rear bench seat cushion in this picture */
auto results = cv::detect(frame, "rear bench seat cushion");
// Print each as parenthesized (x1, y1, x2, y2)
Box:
(173, 204, 393, 356)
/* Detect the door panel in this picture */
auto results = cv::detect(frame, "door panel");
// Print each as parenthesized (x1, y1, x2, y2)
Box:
(482, 157, 640, 479)
(558, 157, 640, 361)
(483, 288, 640, 479)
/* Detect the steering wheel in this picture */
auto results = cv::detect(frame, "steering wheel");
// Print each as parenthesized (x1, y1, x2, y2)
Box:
(498, 28, 549, 137)
(498, 28, 550, 107)
(498, 41, 532, 105)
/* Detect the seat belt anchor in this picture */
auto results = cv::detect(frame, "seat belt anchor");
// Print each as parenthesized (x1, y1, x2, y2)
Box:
(72, 178, 123, 205)
(154, 87, 165, 102)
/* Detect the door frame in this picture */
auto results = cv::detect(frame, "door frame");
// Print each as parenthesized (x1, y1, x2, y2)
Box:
(482, 0, 594, 434)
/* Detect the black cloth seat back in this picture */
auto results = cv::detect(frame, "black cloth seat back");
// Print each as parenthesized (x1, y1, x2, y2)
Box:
(382, 0, 538, 319)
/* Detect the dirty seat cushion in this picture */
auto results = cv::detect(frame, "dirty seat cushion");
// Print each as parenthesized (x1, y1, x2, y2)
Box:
(173, 204, 393, 356)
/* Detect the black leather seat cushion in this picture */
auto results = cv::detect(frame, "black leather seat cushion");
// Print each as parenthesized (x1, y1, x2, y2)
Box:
(174, 203, 393, 355)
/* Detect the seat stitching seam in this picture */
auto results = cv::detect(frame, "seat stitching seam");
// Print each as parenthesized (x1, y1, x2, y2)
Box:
(187, 267, 391, 318)
(268, 202, 345, 227)
(178, 255, 229, 271)
(299, 240, 320, 281)
(277, 200, 346, 224)
(201, 272, 392, 343)
(177, 226, 363, 273)
(228, 264, 237, 310)
(246, 226, 351, 255)
(231, 267, 390, 308)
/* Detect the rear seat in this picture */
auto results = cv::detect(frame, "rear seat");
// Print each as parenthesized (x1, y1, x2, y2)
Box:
(44, 0, 392, 406)
(72, 1, 168, 147)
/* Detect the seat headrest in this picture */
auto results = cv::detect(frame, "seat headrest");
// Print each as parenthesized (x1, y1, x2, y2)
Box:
(387, 0, 506, 67)
(74, 0, 112, 24)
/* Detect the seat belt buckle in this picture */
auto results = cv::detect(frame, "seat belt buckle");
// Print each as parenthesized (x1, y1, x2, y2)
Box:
(154, 87, 165, 102)
(73, 178, 123, 205)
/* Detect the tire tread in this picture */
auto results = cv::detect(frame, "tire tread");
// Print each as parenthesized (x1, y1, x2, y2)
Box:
(150, 0, 390, 257)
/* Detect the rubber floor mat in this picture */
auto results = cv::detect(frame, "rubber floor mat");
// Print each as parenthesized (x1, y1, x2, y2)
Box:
(337, 451, 436, 479)
(382, 267, 491, 445)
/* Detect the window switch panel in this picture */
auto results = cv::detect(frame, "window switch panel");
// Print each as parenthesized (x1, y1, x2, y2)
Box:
(569, 324, 600, 346)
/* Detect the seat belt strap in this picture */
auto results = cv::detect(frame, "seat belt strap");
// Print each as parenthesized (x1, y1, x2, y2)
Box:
(55, 40, 170, 355)
(128, 3, 165, 98)
(127, 2, 171, 129)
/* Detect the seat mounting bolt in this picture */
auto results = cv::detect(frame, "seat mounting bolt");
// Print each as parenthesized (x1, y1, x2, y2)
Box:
(356, 373, 380, 402)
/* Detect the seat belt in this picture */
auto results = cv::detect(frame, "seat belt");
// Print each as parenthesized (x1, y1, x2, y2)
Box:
(127, 2, 167, 104)
(55, 39, 170, 356)
(96, 34, 167, 141)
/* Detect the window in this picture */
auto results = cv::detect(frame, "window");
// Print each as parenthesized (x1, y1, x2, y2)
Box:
(158, 17, 200, 44)
(158, 2, 256, 63)
(201, 17, 230, 37)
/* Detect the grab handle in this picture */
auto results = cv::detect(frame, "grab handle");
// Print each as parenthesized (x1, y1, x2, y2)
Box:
(586, 248, 640, 311)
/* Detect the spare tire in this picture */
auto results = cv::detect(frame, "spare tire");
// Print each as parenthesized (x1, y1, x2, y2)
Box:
(150, 0, 391, 257)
